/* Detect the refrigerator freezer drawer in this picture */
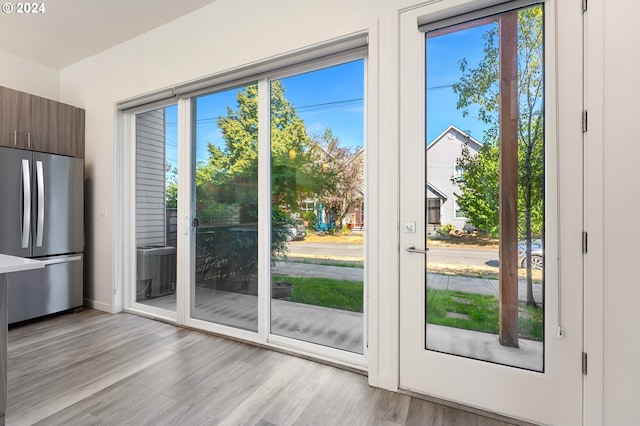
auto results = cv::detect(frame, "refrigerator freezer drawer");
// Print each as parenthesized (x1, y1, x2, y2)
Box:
(8, 254, 83, 324)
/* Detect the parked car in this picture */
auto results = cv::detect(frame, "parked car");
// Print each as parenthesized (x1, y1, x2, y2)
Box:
(285, 219, 307, 241)
(518, 239, 543, 269)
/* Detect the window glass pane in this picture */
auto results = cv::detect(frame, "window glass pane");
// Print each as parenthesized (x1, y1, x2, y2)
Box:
(425, 4, 544, 370)
(270, 60, 365, 354)
(135, 105, 178, 312)
(192, 85, 259, 332)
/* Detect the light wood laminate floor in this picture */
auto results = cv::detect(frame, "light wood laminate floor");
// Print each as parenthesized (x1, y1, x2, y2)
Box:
(7, 309, 525, 426)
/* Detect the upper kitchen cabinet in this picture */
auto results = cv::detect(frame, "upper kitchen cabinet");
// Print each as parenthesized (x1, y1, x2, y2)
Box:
(29, 95, 50, 152)
(48, 101, 85, 158)
(0, 86, 85, 158)
(0, 86, 31, 149)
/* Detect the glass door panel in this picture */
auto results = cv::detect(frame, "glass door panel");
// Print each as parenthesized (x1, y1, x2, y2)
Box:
(269, 60, 365, 353)
(424, 5, 544, 370)
(135, 104, 178, 312)
(191, 85, 259, 332)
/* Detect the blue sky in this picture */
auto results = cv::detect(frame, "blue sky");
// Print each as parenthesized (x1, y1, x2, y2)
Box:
(164, 26, 494, 168)
(165, 59, 364, 168)
(426, 23, 494, 143)
(192, 60, 365, 164)
(279, 59, 364, 150)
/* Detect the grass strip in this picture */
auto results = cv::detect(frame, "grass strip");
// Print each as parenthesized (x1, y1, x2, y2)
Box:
(426, 288, 543, 341)
(272, 275, 363, 313)
(284, 257, 364, 269)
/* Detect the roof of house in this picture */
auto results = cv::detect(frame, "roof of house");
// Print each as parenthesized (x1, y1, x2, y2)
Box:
(427, 125, 483, 152)
(426, 182, 448, 201)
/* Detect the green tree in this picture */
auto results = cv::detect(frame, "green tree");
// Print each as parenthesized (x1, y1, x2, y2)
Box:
(456, 143, 499, 238)
(165, 163, 178, 209)
(268, 81, 333, 211)
(206, 82, 332, 212)
(196, 82, 335, 268)
(315, 128, 364, 231)
(453, 5, 544, 306)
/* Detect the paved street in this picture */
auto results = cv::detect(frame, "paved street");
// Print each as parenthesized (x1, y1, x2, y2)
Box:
(288, 241, 364, 260)
(428, 246, 498, 267)
(289, 240, 499, 268)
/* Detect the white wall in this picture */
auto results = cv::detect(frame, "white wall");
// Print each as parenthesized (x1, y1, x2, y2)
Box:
(0, 51, 59, 100)
(589, 0, 640, 424)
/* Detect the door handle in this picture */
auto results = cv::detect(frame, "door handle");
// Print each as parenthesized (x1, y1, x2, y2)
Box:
(21, 159, 31, 249)
(36, 160, 44, 247)
(406, 244, 429, 255)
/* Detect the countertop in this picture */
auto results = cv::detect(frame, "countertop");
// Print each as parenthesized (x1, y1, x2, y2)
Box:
(0, 254, 44, 274)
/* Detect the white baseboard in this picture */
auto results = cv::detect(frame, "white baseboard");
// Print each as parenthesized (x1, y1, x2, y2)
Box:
(83, 298, 113, 313)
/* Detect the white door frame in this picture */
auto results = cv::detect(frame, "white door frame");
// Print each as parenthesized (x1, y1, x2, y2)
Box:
(397, 1, 584, 424)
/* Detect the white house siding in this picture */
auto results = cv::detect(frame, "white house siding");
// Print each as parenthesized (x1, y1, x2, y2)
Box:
(135, 109, 166, 247)
(426, 126, 481, 230)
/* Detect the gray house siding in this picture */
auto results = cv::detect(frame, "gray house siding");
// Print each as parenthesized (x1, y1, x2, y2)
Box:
(426, 126, 481, 230)
(136, 109, 167, 247)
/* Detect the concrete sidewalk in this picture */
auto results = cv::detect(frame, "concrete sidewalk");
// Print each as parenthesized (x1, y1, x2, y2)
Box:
(272, 261, 363, 281)
(427, 272, 543, 304)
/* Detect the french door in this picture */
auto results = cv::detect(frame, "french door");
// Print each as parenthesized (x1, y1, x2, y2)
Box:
(399, 1, 583, 424)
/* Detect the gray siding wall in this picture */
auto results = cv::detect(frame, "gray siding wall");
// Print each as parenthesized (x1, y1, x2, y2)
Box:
(427, 128, 479, 230)
(136, 109, 166, 247)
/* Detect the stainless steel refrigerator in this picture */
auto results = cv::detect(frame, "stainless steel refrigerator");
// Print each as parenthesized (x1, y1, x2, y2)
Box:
(0, 146, 84, 324)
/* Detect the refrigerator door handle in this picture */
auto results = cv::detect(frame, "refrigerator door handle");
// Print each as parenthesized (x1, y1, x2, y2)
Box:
(21, 159, 31, 249)
(36, 160, 45, 247)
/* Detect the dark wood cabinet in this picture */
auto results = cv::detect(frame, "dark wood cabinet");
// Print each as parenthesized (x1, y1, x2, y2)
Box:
(0, 86, 84, 158)
(29, 95, 50, 152)
(0, 86, 30, 149)
(75, 108, 85, 159)
(49, 101, 74, 157)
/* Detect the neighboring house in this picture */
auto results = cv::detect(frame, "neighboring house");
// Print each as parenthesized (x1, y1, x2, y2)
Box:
(426, 125, 482, 231)
(301, 192, 364, 231)
(303, 145, 365, 231)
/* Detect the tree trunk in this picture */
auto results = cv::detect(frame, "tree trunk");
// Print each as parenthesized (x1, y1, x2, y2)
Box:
(525, 143, 536, 307)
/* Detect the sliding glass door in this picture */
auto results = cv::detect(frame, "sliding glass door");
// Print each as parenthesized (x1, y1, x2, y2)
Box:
(190, 84, 260, 332)
(149, 55, 367, 360)
(134, 104, 178, 314)
(269, 61, 365, 354)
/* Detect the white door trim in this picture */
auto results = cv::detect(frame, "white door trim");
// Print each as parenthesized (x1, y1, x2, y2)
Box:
(397, 1, 584, 423)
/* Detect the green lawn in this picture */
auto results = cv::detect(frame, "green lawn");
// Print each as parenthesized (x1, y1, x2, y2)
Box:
(286, 258, 364, 269)
(426, 288, 543, 341)
(272, 275, 363, 313)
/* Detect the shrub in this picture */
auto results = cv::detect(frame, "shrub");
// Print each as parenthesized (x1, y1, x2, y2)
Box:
(302, 210, 317, 229)
(437, 223, 456, 236)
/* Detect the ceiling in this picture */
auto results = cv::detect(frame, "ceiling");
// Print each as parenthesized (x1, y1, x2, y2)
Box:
(0, 0, 218, 70)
